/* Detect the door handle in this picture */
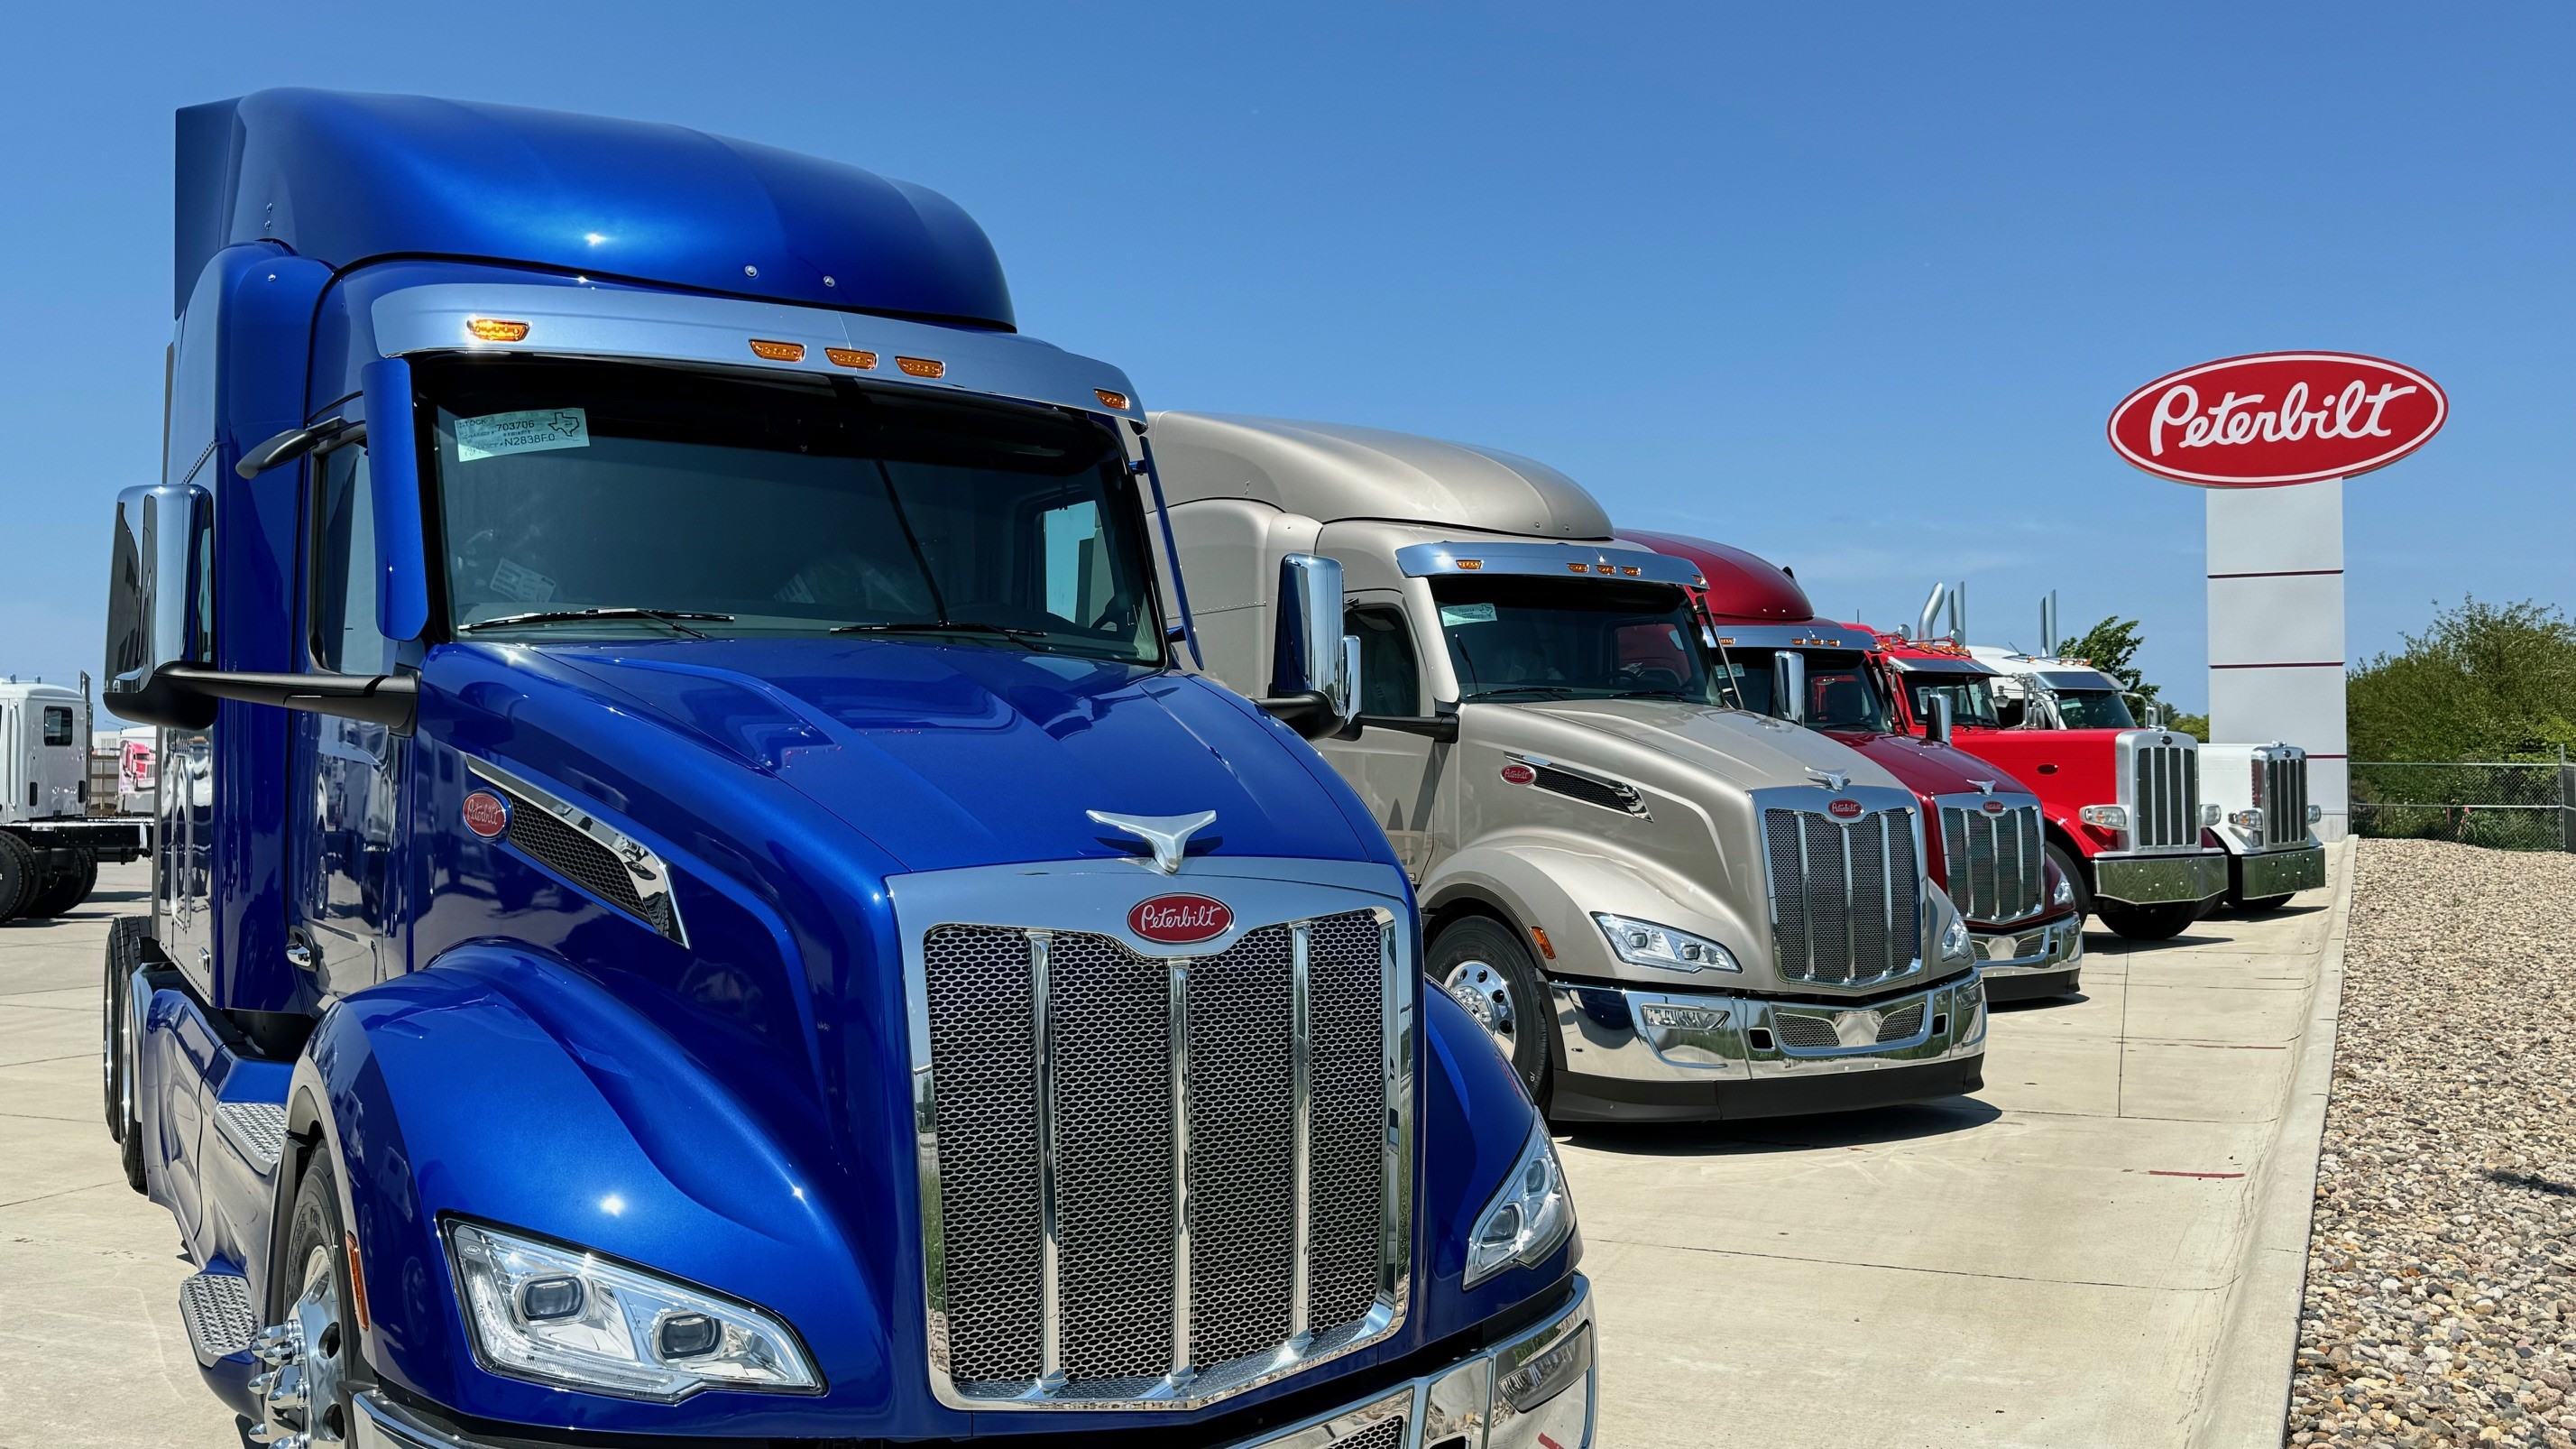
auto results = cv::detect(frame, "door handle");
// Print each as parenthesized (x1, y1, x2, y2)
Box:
(285, 935, 315, 972)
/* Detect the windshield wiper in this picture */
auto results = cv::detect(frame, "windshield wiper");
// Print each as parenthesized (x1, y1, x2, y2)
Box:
(828, 620, 1047, 649)
(461, 607, 733, 638)
(1466, 685, 1577, 700)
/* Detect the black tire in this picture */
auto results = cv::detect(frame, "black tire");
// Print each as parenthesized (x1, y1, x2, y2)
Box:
(0, 833, 37, 921)
(24, 848, 97, 918)
(1428, 916, 1552, 1108)
(2233, 893, 2294, 914)
(2045, 840, 2093, 926)
(2096, 900, 2203, 940)
(271, 1152, 369, 1446)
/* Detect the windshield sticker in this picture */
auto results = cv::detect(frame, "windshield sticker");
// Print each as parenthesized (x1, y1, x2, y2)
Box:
(488, 558, 559, 605)
(456, 408, 590, 461)
(1439, 603, 1498, 627)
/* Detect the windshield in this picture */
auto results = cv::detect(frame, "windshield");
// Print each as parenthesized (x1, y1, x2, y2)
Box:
(1715, 649, 1891, 731)
(419, 357, 1164, 663)
(1430, 576, 1723, 704)
(2051, 689, 2139, 729)
(1904, 670, 2003, 728)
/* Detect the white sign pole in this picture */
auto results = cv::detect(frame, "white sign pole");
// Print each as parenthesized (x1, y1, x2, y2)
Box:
(2205, 480, 2349, 841)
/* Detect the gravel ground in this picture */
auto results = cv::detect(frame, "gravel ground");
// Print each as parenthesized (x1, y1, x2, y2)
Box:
(2290, 839, 2576, 1447)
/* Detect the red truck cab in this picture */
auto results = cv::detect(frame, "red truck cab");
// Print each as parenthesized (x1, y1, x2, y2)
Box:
(1625, 532, 2084, 997)
(1868, 633, 2229, 938)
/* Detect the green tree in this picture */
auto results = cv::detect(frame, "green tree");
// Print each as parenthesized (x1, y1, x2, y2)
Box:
(2348, 597, 2576, 761)
(2056, 615, 2164, 708)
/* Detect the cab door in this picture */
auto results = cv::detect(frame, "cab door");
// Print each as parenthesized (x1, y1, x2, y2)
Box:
(1319, 596, 1456, 883)
(288, 445, 406, 1000)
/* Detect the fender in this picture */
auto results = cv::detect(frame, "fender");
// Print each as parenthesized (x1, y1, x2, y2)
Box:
(1425, 831, 1769, 993)
(288, 944, 905, 1437)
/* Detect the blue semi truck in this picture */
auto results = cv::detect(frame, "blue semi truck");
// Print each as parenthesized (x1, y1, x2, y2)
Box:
(101, 90, 1591, 1449)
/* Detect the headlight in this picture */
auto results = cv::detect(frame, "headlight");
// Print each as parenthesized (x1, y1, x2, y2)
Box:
(2200, 803, 2222, 828)
(2306, 803, 2323, 826)
(2053, 873, 2075, 907)
(446, 1221, 819, 1400)
(1939, 911, 1972, 962)
(1591, 913, 1740, 972)
(2078, 804, 2127, 831)
(2230, 808, 2263, 829)
(1465, 1126, 1576, 1288)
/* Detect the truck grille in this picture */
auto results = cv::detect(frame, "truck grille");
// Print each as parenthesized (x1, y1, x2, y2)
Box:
(920, 910, 1397, 1401)
(1939, 803, 2045, 924)
(1763, 806, 1920, 987)
(2256, 749, 2309, 849)
(2126, 737, 2201, 851)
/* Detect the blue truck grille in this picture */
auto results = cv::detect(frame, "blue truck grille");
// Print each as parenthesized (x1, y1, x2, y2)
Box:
(921, 910, 1394, 1398)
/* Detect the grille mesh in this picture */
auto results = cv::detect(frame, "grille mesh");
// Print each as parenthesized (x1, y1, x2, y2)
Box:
(1877, 1001, 1926, 1041)
(2130, 743, 2200, 850)
(924, 928, 1042, 1385)
(1771, 1012, 1839, 1049)
(1940, 805, 2045, 923)
(1046, 933, 1178, 1386)
(1339, 1415, 1407, 1449)
(497, 788, 676, 937)
(1764, 807, 1920, 986)
(920, 910, 1392, 1398)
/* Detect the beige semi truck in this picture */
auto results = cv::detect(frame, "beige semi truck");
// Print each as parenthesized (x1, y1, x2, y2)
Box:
(1151, 412, 1985, 1122)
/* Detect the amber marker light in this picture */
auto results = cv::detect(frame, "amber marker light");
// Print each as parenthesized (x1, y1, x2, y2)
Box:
(1530, 927, 1556, 960)
(1593, 564, 1615, 574)
(1565, 562, 1588, 574)
(897, 356, 946, 378)
(1620, 566, 1642, 577)
(466, 318, 530, 342)
(1454, 559, 1484, 569)
(826, 348, 879, 370)
(1095, 388, 1130, 411)
(749, 339, 806, 362)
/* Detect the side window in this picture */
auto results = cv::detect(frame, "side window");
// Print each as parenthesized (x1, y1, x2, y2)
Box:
(41, 706, 75, 746)
(314, 448, 392, 675)
(1346, 605, 1421, 716)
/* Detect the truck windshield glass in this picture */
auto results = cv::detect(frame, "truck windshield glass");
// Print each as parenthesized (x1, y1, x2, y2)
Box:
(2048, 688, 2138, 729)
(1715, 649, 1889, 730)
(1430, 576, 1723, 704)
(419, 358, 1162, 664)
(1904, 669, 2003, 728)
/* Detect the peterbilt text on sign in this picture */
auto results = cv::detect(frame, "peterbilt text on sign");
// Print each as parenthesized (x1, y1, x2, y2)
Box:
(2106, 352, 2446, 487)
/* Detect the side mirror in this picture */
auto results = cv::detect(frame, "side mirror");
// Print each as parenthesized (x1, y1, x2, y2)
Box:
(101, 483, 217, 728)
(1927, 693, 1953, 745)
(1261, 554, 1361, 740)
(1772, 651, 1807, 725)
(361, 358, 431, 642)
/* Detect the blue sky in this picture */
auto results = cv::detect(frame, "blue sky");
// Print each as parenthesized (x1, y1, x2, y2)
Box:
(4, 3, 2566, 714)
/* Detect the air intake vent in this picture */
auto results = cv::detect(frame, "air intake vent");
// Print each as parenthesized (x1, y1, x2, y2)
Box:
(1520, 758, 1650, 818)
(468, 760, 686, 945)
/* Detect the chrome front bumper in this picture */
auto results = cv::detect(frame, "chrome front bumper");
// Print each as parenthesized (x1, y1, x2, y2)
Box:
(2236, 842, 2326, 898)
(2092, 850, 2229, 906)
(1972, 915, 2083, 980)
(1552, 970, 1986, 1086)
(351, 1277, 1596, 1449)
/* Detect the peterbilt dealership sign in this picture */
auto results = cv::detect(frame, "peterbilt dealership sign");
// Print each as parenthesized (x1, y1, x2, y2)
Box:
(2107, 352, 2446, 487)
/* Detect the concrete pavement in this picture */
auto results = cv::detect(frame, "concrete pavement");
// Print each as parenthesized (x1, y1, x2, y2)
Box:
(1569, 842, 2350, 1449)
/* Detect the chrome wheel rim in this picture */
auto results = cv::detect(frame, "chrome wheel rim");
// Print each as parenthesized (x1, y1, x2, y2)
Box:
(259, 1245, 350, 1444)
(1441, 960, 1517, 1052)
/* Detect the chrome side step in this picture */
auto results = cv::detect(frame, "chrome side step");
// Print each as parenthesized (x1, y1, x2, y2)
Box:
(179, 1268, 259, 1366)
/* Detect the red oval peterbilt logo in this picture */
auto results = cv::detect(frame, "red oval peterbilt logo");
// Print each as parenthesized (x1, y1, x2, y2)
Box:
(1982, 798, 2007, 816)
(1130, 894, 1233, 945)
(461, 790, 511, 838)
(1826, 798, 1864, 821)
(2108, 352, 2445, 487)
(1499, 762, 1537, 786)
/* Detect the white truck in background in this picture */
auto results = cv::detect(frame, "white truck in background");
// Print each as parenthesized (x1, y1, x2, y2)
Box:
(0, 680, 149, 919)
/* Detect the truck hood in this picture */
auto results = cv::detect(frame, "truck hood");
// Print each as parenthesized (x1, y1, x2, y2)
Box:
(1518, 697, 1913, 792)
(536, 637, 1374, 874)
(1823, 728, 2040, 804)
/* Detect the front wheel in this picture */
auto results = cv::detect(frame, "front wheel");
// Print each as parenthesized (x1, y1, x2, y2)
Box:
(2096, 900, 2202, 940)
(255, 1154, 367, 1447)
(1428, 917, 1553, 1108)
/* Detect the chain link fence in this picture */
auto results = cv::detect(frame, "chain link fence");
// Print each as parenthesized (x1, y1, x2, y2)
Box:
(2350, 750, 2575, 852)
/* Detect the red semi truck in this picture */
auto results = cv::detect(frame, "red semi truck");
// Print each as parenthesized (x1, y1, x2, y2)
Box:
(1625, 534, 2084, 998)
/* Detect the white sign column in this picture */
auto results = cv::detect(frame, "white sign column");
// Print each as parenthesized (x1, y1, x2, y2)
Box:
(2205, 480, 2348, 841)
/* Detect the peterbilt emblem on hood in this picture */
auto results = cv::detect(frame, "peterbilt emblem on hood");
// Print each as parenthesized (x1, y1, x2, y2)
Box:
(1086, 808, 1218, 874)
(1499, 762, 1537, 786)
(1826, 798, 1865, 821)
(1130, 894, 1233, 945)
(462, 790, 511, 838)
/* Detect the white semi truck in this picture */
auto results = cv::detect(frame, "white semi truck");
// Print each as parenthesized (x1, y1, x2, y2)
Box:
(0, 680, 149, 918)
(1154, 413, 1986, 1123)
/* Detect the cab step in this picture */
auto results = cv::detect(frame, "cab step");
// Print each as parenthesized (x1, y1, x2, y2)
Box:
(178, 1267, 258, 1366)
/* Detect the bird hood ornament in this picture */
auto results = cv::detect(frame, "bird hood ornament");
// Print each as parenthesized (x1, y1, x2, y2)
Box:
(1086, 809, 1218, 874)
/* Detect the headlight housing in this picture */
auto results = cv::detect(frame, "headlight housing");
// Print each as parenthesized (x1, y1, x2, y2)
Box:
(2078, 804, 2127, 831)
(446, 1220, 819, 1400)
(1592, 912, 1740, 972)
(1464, 1126, 1576, 1288)
(1939, 910, 1972, 963)
(2051, 872, 2075, 908)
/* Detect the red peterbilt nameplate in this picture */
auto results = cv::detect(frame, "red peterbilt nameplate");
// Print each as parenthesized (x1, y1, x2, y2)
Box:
(1130, 894, 1233, 945)
(461, 790, 511, 838)
(2107, 352, 2446, 487)
(1826, 798, 1864, 821)
(1499, 762, 1537, 786)
(1983, 798, 2007, 816)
